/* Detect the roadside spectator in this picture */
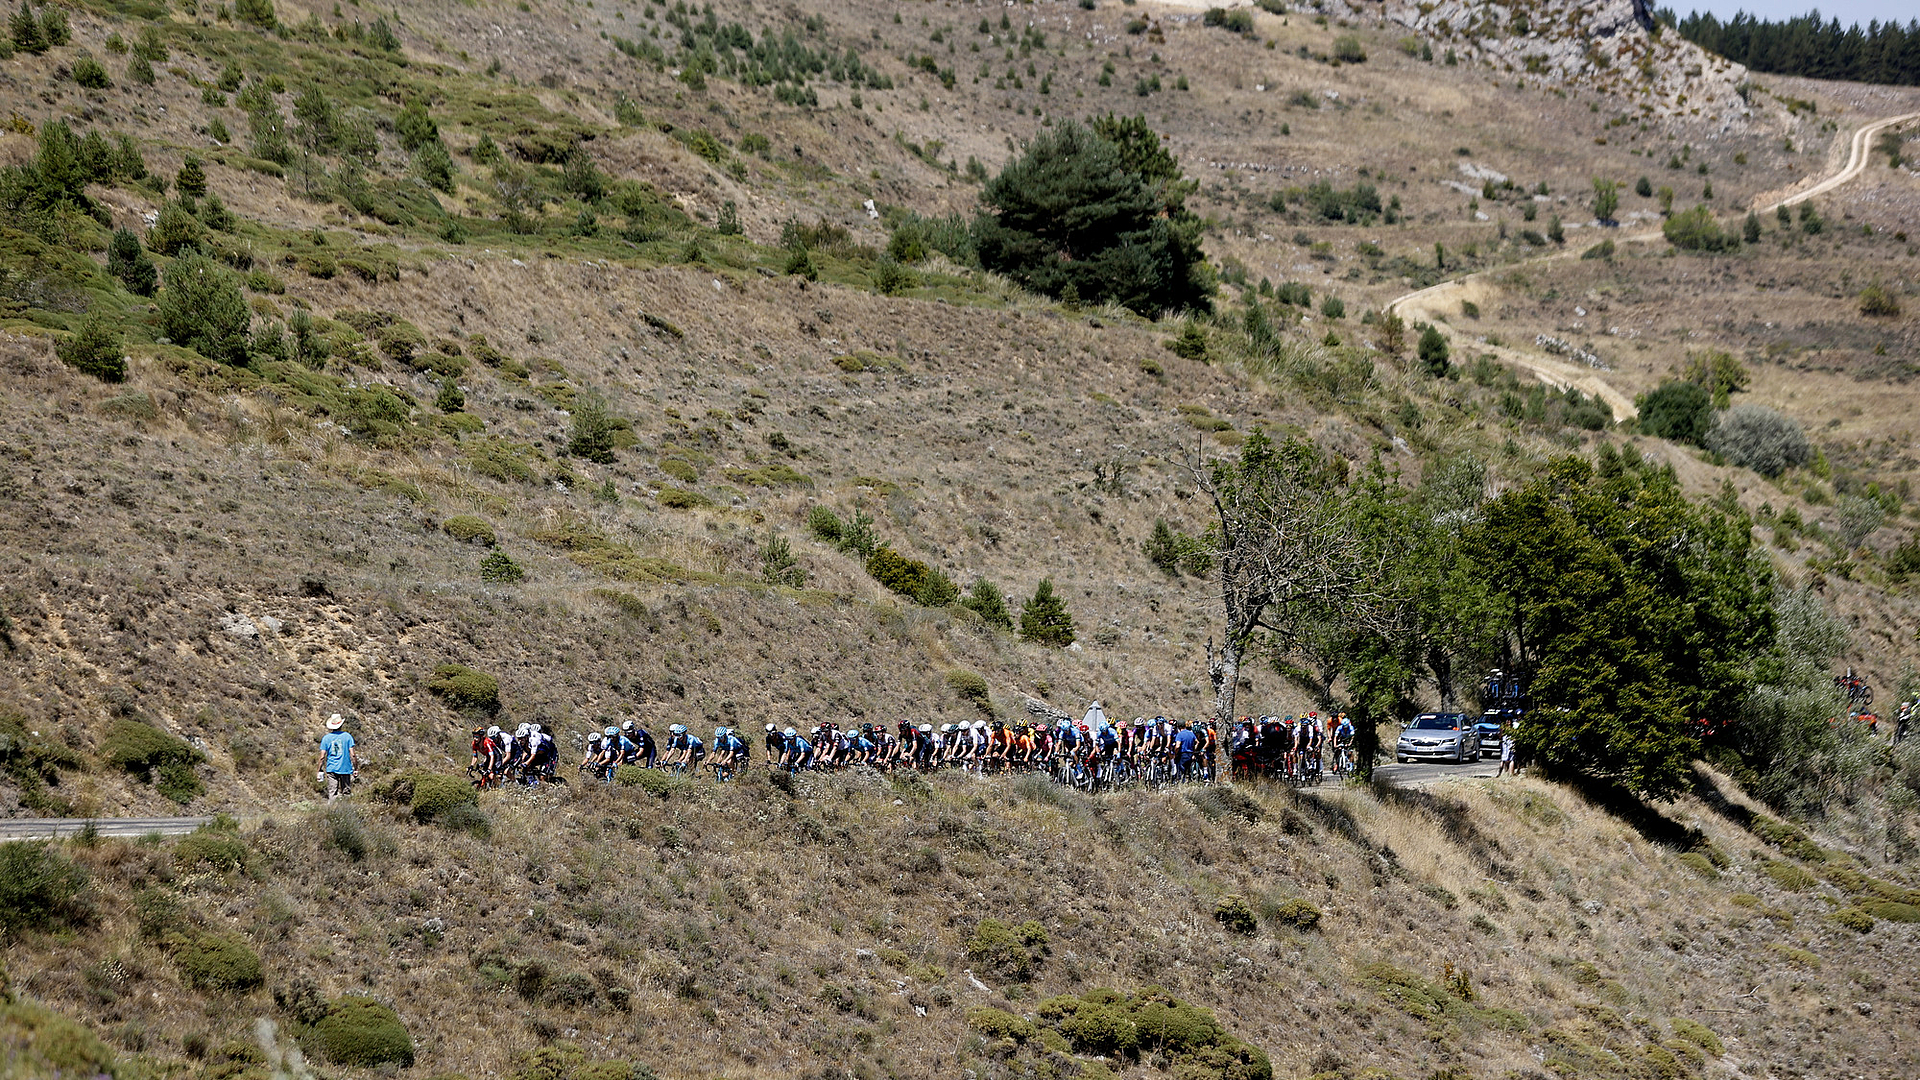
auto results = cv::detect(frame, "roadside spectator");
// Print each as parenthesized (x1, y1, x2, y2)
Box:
(1497, 722, 1516, 777)
(320, 714, 357, 801)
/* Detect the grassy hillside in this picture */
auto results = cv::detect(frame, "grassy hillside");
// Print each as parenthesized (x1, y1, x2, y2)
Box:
(2, 0, 1920, 1077)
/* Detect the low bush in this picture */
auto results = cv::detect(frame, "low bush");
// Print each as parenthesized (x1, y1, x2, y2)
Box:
(1761, 860, 1818, 892)
(1669, 1018, 1724, 1056)
(965, 918, 1049, 980)
(1213, 895, 1258, 935)
(965, 1005, 1035, 1042)
(867, 546, 958, 607)
(172, 932, 264, 992)
(1635, 380, 1712, 446)
(1861, 900, 1920, 922)
(615, 766, 687, 798)
(1663, 205, 1739, 252)
(479, 550, 525, 583)
(1705, 404, 1812, 478)
(55, 317, 125, 383)
(99, 718, 204, 803)
(1268, 897, 1322, 931)
(0, 841, 88, 935)
(0, 996, 120, 1077)
(1859, 280, 1900, 317)
(945, 669, 992, 715)
(409, 773, 477, 823)
(1677, 852, 1720, 879)
(426, 664, 500, 715)
(443, 515, 497, 545)
(1038, 987, 1270, 1080)
(657, 486, 714, 509)
(1830, 907, 1874, 933)
(309, 997, 414, 1068)
(174, 826, 249, 872)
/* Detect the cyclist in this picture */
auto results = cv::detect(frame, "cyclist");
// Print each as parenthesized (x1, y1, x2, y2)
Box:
(659, 724, 691, 772)
(469, 726, 499, 788)
(780, 725, 811, 770)
(525, 723, 557, 784)
(619, 719, 655, 768)
(764, 723, 786, 767)
(1333, 714, 1356, 773)
(1172, 721, 1197, 779)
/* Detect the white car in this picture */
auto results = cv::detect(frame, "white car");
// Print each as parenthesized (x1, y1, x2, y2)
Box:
(1395, 713, 1477, 764)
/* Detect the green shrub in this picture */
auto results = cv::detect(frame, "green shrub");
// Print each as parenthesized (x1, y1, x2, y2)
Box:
(100, 718, 204, 803)
(1670, 1018, 1724, 1056)
(965, 1005, 1035, 1042)
(72, 54, 110, 88)
(1677, 852, 1720, 879)
(174, 827, 249, 872)
(1213, 895, 1257, 935)
(1166, 321, 1209, 362)
(107, 227, 157, 296)
(961, 578, 1014, 630)
(1269, 898, 1322, 931)
(409, 773, 477, 823)
(1663, 205, 1739, 252)
(614, 766, 688, 798)
(866, 546, 958, 607)
(871, 254, 914, 295)
(1039, 987, 1270, 1080)
(945, 670, 992, 715)
(1635, 380, 1713, 446)
(1761, 860, 1818, 892)
(1830, 907, 1874, 933)
(1861, 900, 1920, 922)
(54, 316, 124, 383)
(479, 550, 524, 583)
(0, 841, 87, 935)
(965, 918, 1049, 980)
(1417, 323, 1451, 376)
(1332, 34, 1367, 62)
(805, 505, 843, 543)
(0, 996, 120, 1077)
(310, 997, 414, 1068)
(1859, 280, 1901, 317)
(657, 486, 714, 509)
(443, 515, 497, 546)
(427, 664, 500, 714)
(148, 200, 205, 257)
(173, 932, 265, 992)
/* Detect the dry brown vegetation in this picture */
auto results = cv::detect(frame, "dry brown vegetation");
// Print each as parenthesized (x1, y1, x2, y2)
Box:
(3, 0, 1920, 1077)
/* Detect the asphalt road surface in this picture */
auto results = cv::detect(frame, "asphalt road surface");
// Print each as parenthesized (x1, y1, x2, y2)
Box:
(1373, 757, 1501, 786)
(0, 816, 213, 841)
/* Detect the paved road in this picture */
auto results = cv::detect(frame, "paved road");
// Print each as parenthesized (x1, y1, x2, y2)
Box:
(1373, 757, 1501, 786)
(0, 816, 214, 842)
(1387, 108, 1920, 423)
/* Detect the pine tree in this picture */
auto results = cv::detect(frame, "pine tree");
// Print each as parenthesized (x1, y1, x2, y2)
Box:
(961, 578, 1012, 629)
(10, 1, 43, 52)
(176, 155, 207, 197)
(1019, 578, 1076, 647)
(1144, 519, 1181, 574)
(1743, 211, 1762, 244)
(107, 228, 157, 296)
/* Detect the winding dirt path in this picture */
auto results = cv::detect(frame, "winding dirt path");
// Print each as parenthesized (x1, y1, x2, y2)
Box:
(1386, 110, 1920, 422)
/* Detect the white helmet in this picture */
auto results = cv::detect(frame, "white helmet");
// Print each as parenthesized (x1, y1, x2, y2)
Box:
(919, 724, 932, 733)
(784, 726, 798, 737)
(669, 723, 686, 734)
(766, 723, 777, 733)
(530, 723, 542, 734)
(515, 723, 530, 738)
(588, 731, 604, 743)
(487, 726, 501, 737)
(714, 727, 727, 738)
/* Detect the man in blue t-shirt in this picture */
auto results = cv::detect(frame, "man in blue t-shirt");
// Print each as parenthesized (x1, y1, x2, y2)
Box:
(1173, 722, 1198, 777)
(319, 714, 357, 801)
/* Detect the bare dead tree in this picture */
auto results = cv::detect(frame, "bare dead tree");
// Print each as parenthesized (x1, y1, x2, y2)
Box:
(1183, 431, 1398, 728)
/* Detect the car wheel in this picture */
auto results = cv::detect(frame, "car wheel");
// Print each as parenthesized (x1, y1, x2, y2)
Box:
(1396, 754, 1408, 763)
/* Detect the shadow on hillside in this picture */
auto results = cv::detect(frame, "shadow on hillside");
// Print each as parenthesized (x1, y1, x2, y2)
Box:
(1564, 773, 1710, 852)
(1367, 778, 1517, 879)
(1687, 764, 1759, 832)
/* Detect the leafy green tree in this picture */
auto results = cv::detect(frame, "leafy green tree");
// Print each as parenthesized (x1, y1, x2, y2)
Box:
(974, 119, 1210, 316)
(107, 227, 157, 296)
(1466, 457, 1773, 797)
(1416, 324, 1450, 375)
(158, 254, 252, 365)
(1725, 588, 1864, 816)
(1019, 578, 1076, 647)
(414, 140, 454, 193)
(1591, 177, 1619, 224)
(1663, 205, 1738, 252)
(1635, 175, 1654, 197)
(1704, 404, 1811, 478)
(961, 578, 1013, 629)
(1682, 350, 1748, 407)
(1635, 380, 1713, 446)
(128, 51, 155, 86)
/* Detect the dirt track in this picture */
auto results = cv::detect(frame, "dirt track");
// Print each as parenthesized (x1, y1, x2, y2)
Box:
(1386, 109, 1920, 422)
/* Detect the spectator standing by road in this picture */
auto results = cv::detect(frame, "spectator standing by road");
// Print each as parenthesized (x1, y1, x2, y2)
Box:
(320, 714, 357, 801)
(1497, 722, 1516, 777)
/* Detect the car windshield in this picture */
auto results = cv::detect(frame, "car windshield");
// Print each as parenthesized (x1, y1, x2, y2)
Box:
(1410, 714, 1462, 730)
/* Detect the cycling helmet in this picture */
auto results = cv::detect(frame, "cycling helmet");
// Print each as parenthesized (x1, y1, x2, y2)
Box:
(487, 725, 501, 737)
(669, 723, 686, 734)
(603, 726, 618, 739)
(530, 723, 543, 734)
(766, 723, 777, 733)
(714, 727, 727, 738)
(784, 726, 798, 737)
(516, 723, 531, 737)
(1078, 724, 1090, 732)
(919, 723, 932, 733)
(587, 731, 603, 743)
(622, 719, 636, 733)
